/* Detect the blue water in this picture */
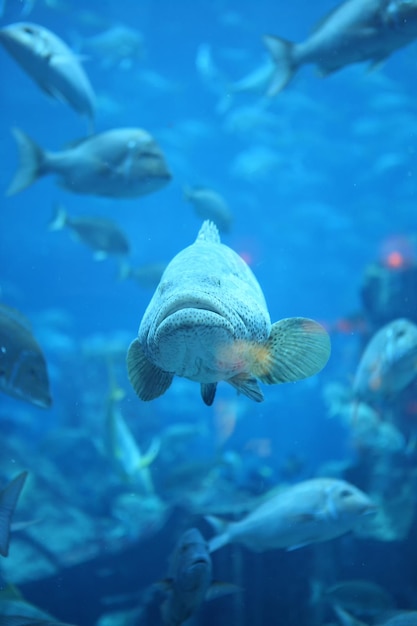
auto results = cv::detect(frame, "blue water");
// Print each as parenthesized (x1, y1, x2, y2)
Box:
(1, 0, 417, 624)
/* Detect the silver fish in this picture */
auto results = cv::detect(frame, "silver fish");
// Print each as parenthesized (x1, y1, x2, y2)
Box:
(49, 204, 130, 259)
(206, 477, 377, 552)
(7, 127, 171, 198)
(0, 304, 51, 408)
(183, 186, 233, 233)
(263, 0, 417, 95)
(159, 528, 235, 626)
(0, 472, 27, 557)
(0, 22, 95, 124)
(127, 220, 330, 405)
(353, 318, 417, 403)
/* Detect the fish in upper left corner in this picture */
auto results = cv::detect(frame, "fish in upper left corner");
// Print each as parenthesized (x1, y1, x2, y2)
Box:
(0, 22, 95, 127)
(263, 0, 417, 95)
(158, 528, 237, 626)
(0, 471, 28, 557)
(0, 303, 52, 408)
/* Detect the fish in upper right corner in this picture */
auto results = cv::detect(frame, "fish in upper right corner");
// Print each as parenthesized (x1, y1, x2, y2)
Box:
(353, 318, 417, 405)
(263, 0, 417, 95)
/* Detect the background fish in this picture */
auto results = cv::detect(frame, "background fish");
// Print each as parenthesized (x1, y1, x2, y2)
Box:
(7, 127, 172, 198)
(0, 22, 95, 126)
(183, 186, 233, 233)
(353, 318, 417, 404)
(206, 477, 376, 552)
(0, 472, 28, 557)
(264, 0, 417, 95)
(49, 204, 130, 260)
(127, 220, 330, 405)
(0, 304, 51, 408)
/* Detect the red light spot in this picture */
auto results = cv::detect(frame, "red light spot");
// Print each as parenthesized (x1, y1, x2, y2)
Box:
(385, 251, 405, 269)
(239, 251, 253, 265)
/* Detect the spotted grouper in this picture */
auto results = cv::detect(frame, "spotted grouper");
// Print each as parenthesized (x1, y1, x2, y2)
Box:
(127, 220, 331, 405)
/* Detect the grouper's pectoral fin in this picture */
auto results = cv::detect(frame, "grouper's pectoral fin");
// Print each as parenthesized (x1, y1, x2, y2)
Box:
(127, 338, 174, 401)
(227, 374, 264, 402)
(201, 383, 217, 406)
(251, 317, 331, 384)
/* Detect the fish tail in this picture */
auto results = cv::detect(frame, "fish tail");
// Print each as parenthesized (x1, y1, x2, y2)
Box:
(262, 35, 296, 96)
(205, 515, 230, 552)
(49, 203, 68, 231)
(0, 471, 28, 557)
(7, 128, 48, 196)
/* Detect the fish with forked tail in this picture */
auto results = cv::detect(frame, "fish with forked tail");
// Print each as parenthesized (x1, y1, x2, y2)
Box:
(127, 220, 330, 406)
(263, 0, 417, 95)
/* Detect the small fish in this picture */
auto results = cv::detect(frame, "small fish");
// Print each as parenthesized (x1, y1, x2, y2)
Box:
(49, 204, 130, 259)
(183, 186, 233, 233)
(0, 472, 28, 557)
(119, 261, 168, 290)
(158, 528, 236, 626)
(323, 580, 395, 616)
(263, 0, 417, 95)
(0, 22, 95, 125)
(79, 24, 144, 69)
(353, 318, 417, 404)
(0, 304, 51, 408)
(206, 477, 376, 552)
(7, 127, 172, 198)
(127, 220, 330, 406)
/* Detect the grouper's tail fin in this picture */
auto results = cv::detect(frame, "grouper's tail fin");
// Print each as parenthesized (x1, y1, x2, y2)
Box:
(262, 35, 297, 96)
(7, 128, 47, 196)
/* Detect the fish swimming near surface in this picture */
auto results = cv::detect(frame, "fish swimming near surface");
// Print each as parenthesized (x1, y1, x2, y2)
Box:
(0, 304, 51, 408)
(263, 0, 417, 95)
(0, 22, 95, 126)
(0, 472, 28, 557)
(127, 220, 330, 406)
(158, 528, 236, 626)
(183, 186, 233, 233)
(206, 477, 376, 552)
(49, 204, 130, 260)
(6, 127, 172, 198)
(353, 318, 417, 404)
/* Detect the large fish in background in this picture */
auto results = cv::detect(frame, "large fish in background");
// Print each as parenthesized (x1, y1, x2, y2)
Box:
(263, 0, 417, 95)
(0, 22, 95, 126)
(127, 220, 331, 406)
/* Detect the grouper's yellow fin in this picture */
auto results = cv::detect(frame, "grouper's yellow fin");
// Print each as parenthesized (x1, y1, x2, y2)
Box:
(251, 317, 331, 384)
(127, 338, 174, 401)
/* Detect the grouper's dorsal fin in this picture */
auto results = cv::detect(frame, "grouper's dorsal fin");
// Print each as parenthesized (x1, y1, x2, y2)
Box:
(196, 220, 221, 244)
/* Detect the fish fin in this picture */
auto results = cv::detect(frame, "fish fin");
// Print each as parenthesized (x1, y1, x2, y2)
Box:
(201, 383, 217, 405)
(250, 317, 331, 384)
(0, 471, 28, 557)
(196, 220, 221, 244)
(227, 374, 264, 402)
(205, 515, 230, 552)
(7, 128, 46, 196)
(140, 437, 161, 468)
(262, 35, 296, 96)
(48, 204, 67, 231)
(127, 338, 173, 401)
(206, 581, 241, 600)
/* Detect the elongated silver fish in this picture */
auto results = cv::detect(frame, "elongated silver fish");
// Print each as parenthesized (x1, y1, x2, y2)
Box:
(263, 0, 417, 95)
(353, 318, 417, 404)
(206, 478, 377, 552)
(127, 220, 330, 405)
(0, 472, 27, 557)
(0, 22, 95, 124)
(7, 127, 171, 198)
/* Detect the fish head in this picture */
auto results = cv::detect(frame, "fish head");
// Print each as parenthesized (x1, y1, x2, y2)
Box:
(325, 481, 377, 523)
(141, 280, 257, 381)
(0, 22, 52, 66)
(6, 349, 52, 409)
(121, 132, 171, 193)
(174, 528, 212, 591)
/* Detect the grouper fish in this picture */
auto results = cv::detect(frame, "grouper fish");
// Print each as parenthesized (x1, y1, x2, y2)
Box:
(127, 220, 331, 406)
(263, 0, 417, 95)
